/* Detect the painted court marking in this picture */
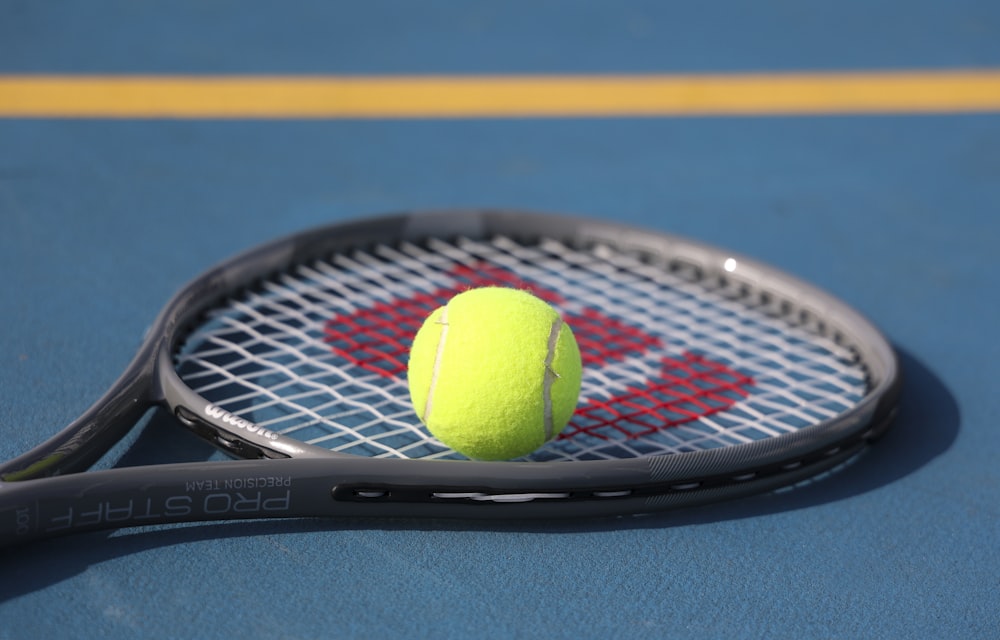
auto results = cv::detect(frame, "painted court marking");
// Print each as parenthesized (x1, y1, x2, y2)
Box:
(1, 70, 999, 118)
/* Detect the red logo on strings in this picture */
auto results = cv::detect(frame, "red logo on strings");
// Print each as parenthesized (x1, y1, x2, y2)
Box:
(323, 263, 753, 439)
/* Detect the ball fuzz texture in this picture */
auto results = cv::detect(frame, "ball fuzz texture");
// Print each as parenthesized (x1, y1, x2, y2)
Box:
(407, 287, 582, 460)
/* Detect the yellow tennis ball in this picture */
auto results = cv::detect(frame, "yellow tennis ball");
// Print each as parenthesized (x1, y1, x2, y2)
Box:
(407, 287, 582, 460)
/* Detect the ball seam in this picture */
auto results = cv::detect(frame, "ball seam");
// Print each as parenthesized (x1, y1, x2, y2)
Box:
(422, 305, 449, 423)
(542, 316, 563, 441)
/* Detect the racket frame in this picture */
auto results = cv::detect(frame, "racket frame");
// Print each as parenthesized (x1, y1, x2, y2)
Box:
(0, 210, 900, 543)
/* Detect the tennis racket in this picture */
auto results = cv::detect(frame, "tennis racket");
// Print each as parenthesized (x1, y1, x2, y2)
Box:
(0, 210, 900, 546)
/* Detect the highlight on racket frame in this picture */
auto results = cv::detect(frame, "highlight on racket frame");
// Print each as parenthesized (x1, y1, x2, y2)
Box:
(0, 210, 900, 545)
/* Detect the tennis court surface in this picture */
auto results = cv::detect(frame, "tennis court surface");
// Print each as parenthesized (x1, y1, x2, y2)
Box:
(1, 3, 998, 639)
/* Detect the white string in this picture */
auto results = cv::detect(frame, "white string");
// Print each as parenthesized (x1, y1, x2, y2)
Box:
(174, 235, 867, 462)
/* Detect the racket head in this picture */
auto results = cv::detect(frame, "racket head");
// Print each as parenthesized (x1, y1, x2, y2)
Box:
(148, 209, 899, 499)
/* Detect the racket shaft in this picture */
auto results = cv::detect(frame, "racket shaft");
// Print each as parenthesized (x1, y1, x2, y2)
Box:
(0, 447, 863, 545)
(0, 456, 650, 544)
(0, 459, 324, 545)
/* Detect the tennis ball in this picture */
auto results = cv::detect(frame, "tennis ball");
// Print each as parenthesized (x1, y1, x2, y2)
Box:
(407, 287, 582, 460)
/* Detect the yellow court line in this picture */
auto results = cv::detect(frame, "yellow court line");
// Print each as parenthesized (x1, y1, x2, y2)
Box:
(1, 71, 1000, 118)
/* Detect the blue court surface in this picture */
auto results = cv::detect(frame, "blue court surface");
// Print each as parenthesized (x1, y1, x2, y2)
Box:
(1, 2, 999, 639)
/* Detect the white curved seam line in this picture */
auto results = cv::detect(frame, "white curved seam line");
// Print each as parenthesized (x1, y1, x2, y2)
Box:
(543, 317, 563, 440)
(423, 306, 449, 423)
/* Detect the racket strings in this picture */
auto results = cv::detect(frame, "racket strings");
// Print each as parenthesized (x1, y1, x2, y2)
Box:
(174, 234, 868, 461)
